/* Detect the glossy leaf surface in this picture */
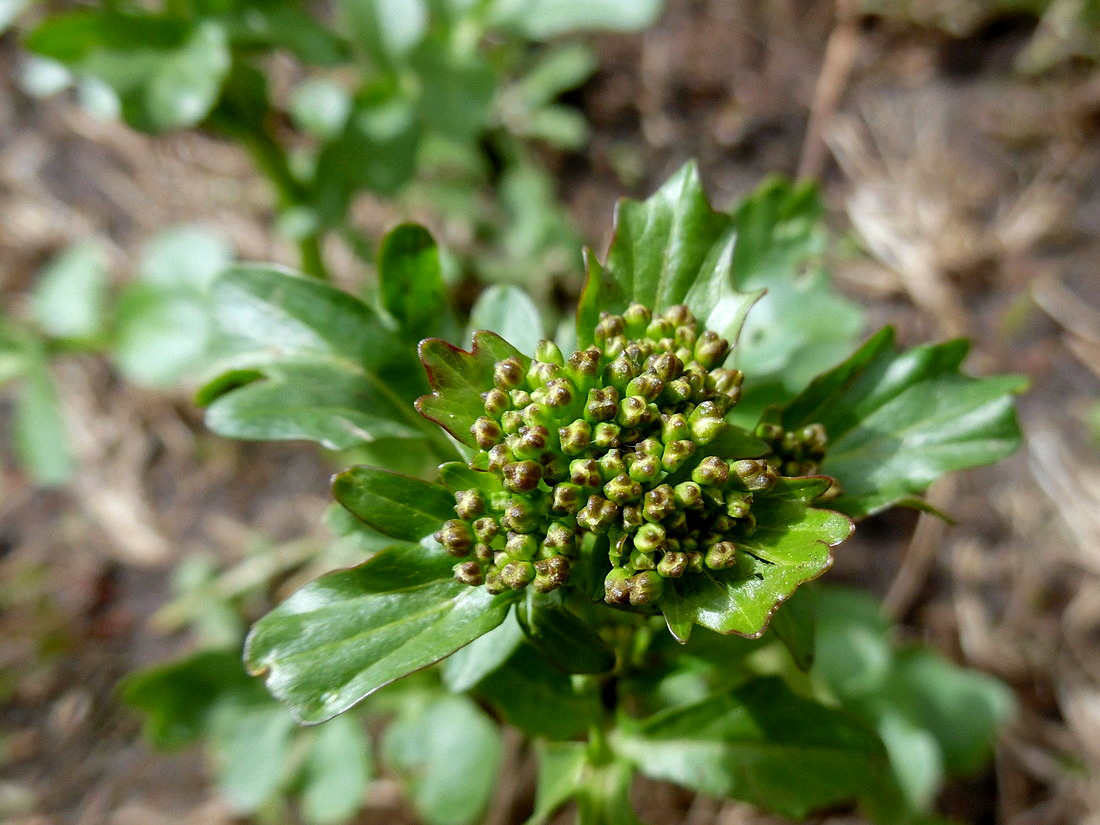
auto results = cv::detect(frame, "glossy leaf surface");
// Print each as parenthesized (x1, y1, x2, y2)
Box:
(378, 223, 456, 343)
(618, 677, 889, 819)
(781, 327, 1027, 517)
(577, 162, 760, 349)
(245, 542, 517, 722)
(659, 478, 851, 642)
(332, 466, 456, 542)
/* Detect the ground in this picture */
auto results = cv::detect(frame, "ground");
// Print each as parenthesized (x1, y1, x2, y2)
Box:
(1, 1, 1099, 823)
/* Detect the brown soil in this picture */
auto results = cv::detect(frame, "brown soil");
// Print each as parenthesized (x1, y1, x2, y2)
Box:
(2, 1, 1099, 824)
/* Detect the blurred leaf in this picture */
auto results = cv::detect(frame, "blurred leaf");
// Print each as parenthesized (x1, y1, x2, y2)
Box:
(577, 161, 761, 350)
(411, 40, 494, 141)
(382, 694, 501, 825)
(113, 285, 212, 387)
(290, 78, 352, 140)
(781, 327, 1028, 518)
(378, 223, 458, 342)
(332, 466, 456, 542)
(813, 586, 893, 701)
(223, 1, 347, 65)
(766, 584, 816, 671)
(14, 359, 73, 486)
(209, 699, 297, 812)
(139, 21, 230, 131)
(487, 0, 663, 39)
(875, 710, 943, 812)
(513, 42, 598, 108)
(245, 541, 518, 722)
(468, 284, 543, 357)
(0, 0, 28, 34)
(519, 105, 588, 148)
(441, 607, 524, 692)
(30, 239, 108, 340)
(340, 0, 428, 62)
(618, 677, 891, 820)
(19, 55, 73, 97)
(300, 713, 373, 825)
(517, 593, 616, 675)
(528, 742, 587, 825)
(120, 649, 266, 749)
(415, 330, 529, 447)
(659, 478, 851, 641)
(474, 643, 601, 739)
(139, 225, 232, 289)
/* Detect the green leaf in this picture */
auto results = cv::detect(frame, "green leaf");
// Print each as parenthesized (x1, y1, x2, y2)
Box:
(577, 161, 761, 349)
(766, 584, 816, 671)
(441, 607, 525, 692)
(139, 225, 232, 290)
(340, 0, 428, 62)
(378, 223, 457, 342)
(487, 0, 663, 39)
(411, 40, 494, 141)
(724, 178, 865, 419)
(474, 643, 601, 740)
(209, 699, 297, 813)
(120, 648, 267, 750)
(382, 694, 501, 825)
(415, 330, 530, 446)
(113, 285, 212, 387)
(468, 284, 544, 357)
(659, 478, 851, 642)
(528, 742, 588, 825)
(781, 327, 1027, 518)
(617, 677, 891, 820)
(300, 713, 373, 825)
(244, 542, 517, 722)
(290, 78, 351, 140)
(813, 586, 893, 701)
(30, 239, 108, 340)
(332, 466, 456, 542)
(200, 266, 428, 449)
(140, 20, 230, 132)
(517, 592, 616, 675)
(14, 359, 73, 486)
(0, 0, 29, 35)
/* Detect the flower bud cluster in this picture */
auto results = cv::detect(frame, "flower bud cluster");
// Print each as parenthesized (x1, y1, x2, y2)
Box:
(753, 407, 828, 477)
(437, 303, 765, 604)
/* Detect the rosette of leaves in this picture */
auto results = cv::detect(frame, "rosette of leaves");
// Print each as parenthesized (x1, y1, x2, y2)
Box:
(199, 163, 1024, 823)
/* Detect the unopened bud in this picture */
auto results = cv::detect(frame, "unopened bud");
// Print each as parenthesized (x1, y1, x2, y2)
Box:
(435, 520, 473, 557)
(688, 401, 728, 445)
(617, 395, 649, 428)
(513, 425, 549, 459)
(661, 439, 696, 472)
(577, 495, 619, 534)
(535, 339, 564, 365)
(604, 473, 643, 505)
(527, 360, 561, 389)
(663, 378, 693, 404)
(502, 460, 542, 493)
(634, 522, 667, 553)
(661, 413, 690, 443)
(505, 531, 538, 560)
(543, 522, 576, 555)
(501, 410, 523, 435)
(454, 489, 486, 520)
(487, 443, 513, 472)
(565, 348, 600, 392)
(692, 456, 730, 487)
(657, 552, 689, 578)
(501, 497, 541, 533)
(584, 386, 619, 423)
(543, 378, 575, 410)
(494, 358, 525, 389)
(551, 482, 583, 514)
(473, 517, 499, 543)
(559, 419, 592, 455)
(500, 560, 536, 590)
(649, 352, 683, 382)
(705, 541, 738, 570)
(454, 561, 484, 586)
(482, 388, 510, 417)
(673, 481, 703, 509)
(595, 312, 626, 343)
(629, 571, 664, 605)
(533, 555, 570, 592)
(570, 458, 602, 487)
(473, 542, 493, 561)
(725, 492, 752, 519)
(621, 504, 644, 530)
(646, 316, 675, 341)
(593, 422, 621, 450)
(605, 352, 640, 394)
(626, 373, 664, 401)
(604, 568, 632, 605)
(643, 484, 676, 522)
(629, 453, 662, 483)
(628, 547, 657, 571)
(623, 303, 652, 337)
(509, 389, 531, 408)
(730, 459, 778, 491)
(694, 331, 729, 368)
(596, 449, 626, 481)
(471, 416, 502, 449)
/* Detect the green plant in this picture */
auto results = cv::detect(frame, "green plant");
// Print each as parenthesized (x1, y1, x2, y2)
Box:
(188, 164, 1024, 824)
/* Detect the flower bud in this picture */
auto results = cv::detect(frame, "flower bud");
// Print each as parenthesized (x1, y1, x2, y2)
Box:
(725, 491, 752, 519)
(629, 571, 664, 605)
(628, 547, 657, 571)
(661, 439, 696, 472)
(494, 357, 525, 389)
(543, 522, 576, 555)
(643, 484, 676, 522)
(605, 352, 640, 394)
(569, 458, 602, 487)
(629, 453, 662, 483)
(692, 456, 730, 487)
(473, 542, 494, 561)
(527, 360, 562, 389)
(634, 522, 667, 553)
(535, 339, 564, 365)
(673, 481, 703, 509)
(533, 555, 570, 592)
(755, 421, 784, 443)
(674, 324, 697, 350)
(502, 460, 542, 493)
(621, 504, 644, 531)
(482, 388, 510, 417)
(487, 443, 513, 472)
(473, 517, 499, 543)
(657, 551, 689, 578)
(584, 386, 620, 423)
(435, 520, 473, 557)
(470, 416, 502, 449)
(597, 449, 626, 481)
(705, 541, 738, 570)
(617, 395, 649, 428)
(623, 303, 652, 337)
(454, 489, 486, 520)
(565, 348, 601, 392)
(509, 389, 531, 408)
(501, 497, 541, 533)
(559, 419, 592, 456)
(604, 473, 643, 505)
(485, 571, 506, 595)
(595, 312, 625, 343)
(593, 422, 621, 450)
(648, 352, 683, 382)
(577, 495, 619, 533)
(646, 316, 675, 341)
(513, 425, 549, 459)
(505, 531, 538, 560)
(688, 401, 728, 445)
(711, 368, 743, 395)
(660, 413, 690, 443)
(730, 459, 778, 491)
(626, 373, 664, 402)
(694, 331, 729, 368)
(454, 561, 484, 586)
(551, 482, 583, 514)
(500, 560, 536, 590)
(604, 568, 632, 605)
(543, 378, 575, 410)
(540, 454, 568, 485)
(663, 378, 693, 404)
(500, 410, 523, 435)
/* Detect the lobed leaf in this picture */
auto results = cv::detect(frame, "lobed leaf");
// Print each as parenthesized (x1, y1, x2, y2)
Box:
(617, 677, 892, 820)
(781, 327, 1027, 518)
(659, 478, 852, 642)
(245, 541, 518, 723)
